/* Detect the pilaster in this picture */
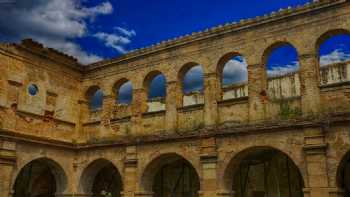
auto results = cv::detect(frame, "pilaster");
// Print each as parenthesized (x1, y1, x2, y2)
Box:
(122, 146, 139, 197)
(203, 73, 219, 127)
(165, 81, 178, 132)
(131, 89, 146, 135)
(298, 53, 320, 115)
(199, 137, 219, 197)
(303, 127, 330, 197)
(247, 63, 267, 122)
(0, 140, 16, 197)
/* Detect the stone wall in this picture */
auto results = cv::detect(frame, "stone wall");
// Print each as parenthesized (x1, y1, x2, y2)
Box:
(1, 1, 350, 197)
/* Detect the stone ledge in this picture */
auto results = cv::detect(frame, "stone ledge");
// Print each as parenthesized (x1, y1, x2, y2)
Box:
(218, 96, 249, 107)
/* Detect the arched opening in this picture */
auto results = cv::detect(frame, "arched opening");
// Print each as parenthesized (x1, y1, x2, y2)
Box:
(224, 147, 304, 197)
(141, 154, 200, 197)
(13, 158, 67, 197)
(336, 151, 350, 196)
(86, 86, 104, 111)
(317, 29, 350, 85)
(114, 79, 133, 105)
(144, 71, 166, 112)
(264, 43, 301, 102)
(80, 159, 123, 197)
(217, 53, 248, 100)
(179, 63, 204, 107)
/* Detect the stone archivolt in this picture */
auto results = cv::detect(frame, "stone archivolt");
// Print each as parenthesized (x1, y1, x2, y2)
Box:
(1, 0, 350, 197)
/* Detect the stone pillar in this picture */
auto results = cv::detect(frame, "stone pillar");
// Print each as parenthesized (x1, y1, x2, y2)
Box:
(247, 63, 267, 122)
(101, 94, 114, 132)
(298, 53, 320, 115)
(122, 146, 139, 197)
(199, 137, 219, 197)
(203, 73, 219, 127)
(77, 99, 89, 143)
(165, 81, 178, 132)
(303, 127, 331, 197)
(131, 89, 146, 135)
(0, 140, 16, 197)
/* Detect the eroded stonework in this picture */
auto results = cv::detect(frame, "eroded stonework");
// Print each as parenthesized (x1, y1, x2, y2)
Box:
(1, 0, 350, 197)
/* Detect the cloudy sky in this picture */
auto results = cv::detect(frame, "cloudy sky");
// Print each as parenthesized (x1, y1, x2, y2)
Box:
(1, 0, 350, 105)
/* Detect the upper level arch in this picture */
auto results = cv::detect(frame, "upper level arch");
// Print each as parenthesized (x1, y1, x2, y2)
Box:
(316, 28, 350, 86)
(262, 41, 301, 100)
(316, 28, 350, 54)
(143, 70, 166, 100)
(85, 85, 104, 111)
(113, 78, 133, 105)
(178, 62, 205, 107)
(217, 52, 248, 100)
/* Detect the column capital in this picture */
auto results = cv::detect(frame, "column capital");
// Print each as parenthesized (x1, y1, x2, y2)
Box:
(166, 80, 177, 85)
(247, 63, 261, 68)
(203, 72, 217, 79)
(299, 53, 317, 60)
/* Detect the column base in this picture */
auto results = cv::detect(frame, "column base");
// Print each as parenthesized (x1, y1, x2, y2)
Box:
(217, 190, 235, 197)
(198, 190, 235, 197)
(55, 193, 92, 197)
(303, 187, 344, 197)
(133, 191, 154, 197)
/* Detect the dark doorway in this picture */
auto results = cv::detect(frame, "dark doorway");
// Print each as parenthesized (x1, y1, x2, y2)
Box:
(13, 160, 58, 197)
(233, 149, 304, 197)
(153, 159, 200, 197)
(91, 163, 122, 197)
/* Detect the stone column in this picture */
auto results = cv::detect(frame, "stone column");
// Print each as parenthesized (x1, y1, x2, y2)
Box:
(203, 73, 219, 127)
(131, 89, 146, 135)
(303, 127, 330, 197)
(0, 140, 16, 197)
(122, 146, 139, 197)
(298, 52, 320, 115)
(247, 63, 267, 122)
(199, 137, 219, 197)
(165, 80, 178, 132)
(77, 99, 89, 143)
(101, 94, 114, 125)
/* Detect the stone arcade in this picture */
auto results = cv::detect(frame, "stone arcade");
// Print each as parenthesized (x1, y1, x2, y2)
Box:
(1, 0, 350, 197)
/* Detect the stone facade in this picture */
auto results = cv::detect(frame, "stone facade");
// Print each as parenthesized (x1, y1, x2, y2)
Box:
(1, 0, 350, 196)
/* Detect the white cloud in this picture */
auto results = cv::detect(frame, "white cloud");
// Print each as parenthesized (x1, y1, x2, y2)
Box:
(0, 0, 133, 64)
(115, 27, 137, 37)
(267, 61, 299, 77)
(183, 65, 204, 93)
(222, 59, 248, 85)
(320, 49, 350, 67)
(94, 27, 136, 54)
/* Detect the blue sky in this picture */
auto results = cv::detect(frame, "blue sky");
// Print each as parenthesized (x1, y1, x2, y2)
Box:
(78, 0, 315, 61)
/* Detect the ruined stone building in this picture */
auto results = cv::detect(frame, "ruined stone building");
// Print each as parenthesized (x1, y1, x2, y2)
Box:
(1, 0, 350, 197)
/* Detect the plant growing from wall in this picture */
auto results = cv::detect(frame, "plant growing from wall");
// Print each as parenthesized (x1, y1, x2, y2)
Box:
(279, 99, 302, 120)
